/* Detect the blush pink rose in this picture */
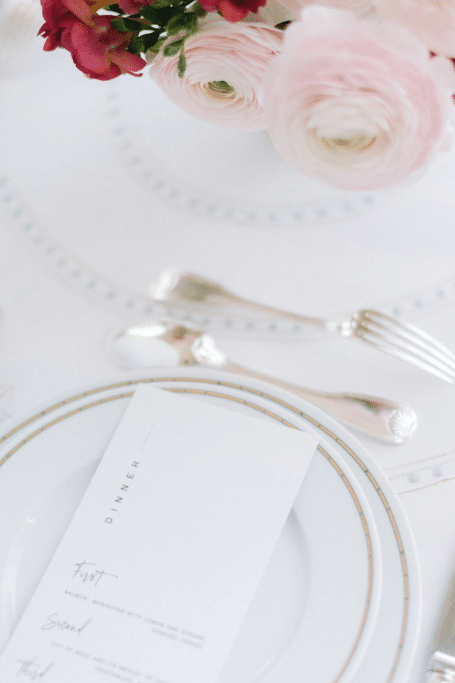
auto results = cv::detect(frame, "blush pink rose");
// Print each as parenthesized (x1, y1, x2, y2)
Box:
(376, 0, 455, 57)
(263, 6, 455, 190)
(276, 0, 376, 16)
(244, 0, 299, 25)
(300, 0, 376, 14)
(149, 14, 284, 130)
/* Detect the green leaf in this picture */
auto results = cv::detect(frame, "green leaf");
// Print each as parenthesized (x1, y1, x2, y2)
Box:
(139, 5, 160, 23)
(177, 47, 186, 77)
(121, 17, 146, 30)
(128, 34, 145, 54)
(192, 3, 207, 17)
(105, 2, 121, 11)
(149, 0, 173, 8)
(184, 13, 198, 32)
(163, 37, 184, 56)
(144, 5, 174, 24)
(184, 17, 199, 35)
(142, 30, 162, 50)
(147, 36, 166, 52)
(166, 12, 197, 35)
(110, 16, 131, 31)
(275, 20, 291, 30)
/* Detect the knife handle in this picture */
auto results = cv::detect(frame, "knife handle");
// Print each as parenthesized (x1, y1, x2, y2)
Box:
(428, 568, 455, 682)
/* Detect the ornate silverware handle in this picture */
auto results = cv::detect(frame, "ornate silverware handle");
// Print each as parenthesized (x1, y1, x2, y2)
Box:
(427, 567, 455, 683)
(151, 269, 327, 327)
(113, 320, 418, 444)
(222, 361, 417, 444)
(214, 293, 327, 328)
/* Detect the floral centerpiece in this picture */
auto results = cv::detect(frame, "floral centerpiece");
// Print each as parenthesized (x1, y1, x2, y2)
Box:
(38, 0, 455, 190)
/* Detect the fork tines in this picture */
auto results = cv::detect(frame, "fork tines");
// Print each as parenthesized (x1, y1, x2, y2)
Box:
(357, 310, 455, 383)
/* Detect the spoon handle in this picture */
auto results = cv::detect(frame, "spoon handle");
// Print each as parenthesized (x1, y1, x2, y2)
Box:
(222, 361, 416, 444)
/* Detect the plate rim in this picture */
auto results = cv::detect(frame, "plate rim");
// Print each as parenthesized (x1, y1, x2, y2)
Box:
(0, 368, 420, 683)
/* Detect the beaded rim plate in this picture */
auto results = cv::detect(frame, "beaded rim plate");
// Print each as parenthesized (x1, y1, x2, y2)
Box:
(103, 78, 380, 229)
(1, 173, 454, 336)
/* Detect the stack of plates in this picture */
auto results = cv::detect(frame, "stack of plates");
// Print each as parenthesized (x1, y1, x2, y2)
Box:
(0, 368, 420, 682)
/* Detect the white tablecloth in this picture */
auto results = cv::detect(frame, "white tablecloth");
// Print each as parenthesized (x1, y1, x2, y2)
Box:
(2, 21, 455, 683)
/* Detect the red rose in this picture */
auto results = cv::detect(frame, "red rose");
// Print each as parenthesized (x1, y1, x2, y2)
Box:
(39, 1, 146, 79)
(117, 0, 155, 15)
(197, 0, 267, 22)
(39, 0, 95, 50)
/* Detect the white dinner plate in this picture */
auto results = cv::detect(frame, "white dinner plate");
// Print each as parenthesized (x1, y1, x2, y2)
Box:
(0, 369, 419, 683)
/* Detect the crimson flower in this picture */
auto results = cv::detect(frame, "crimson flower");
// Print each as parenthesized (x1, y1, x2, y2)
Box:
(39, 0, 146, 79)
(197, 0, 267, 22)
(117, 0, 155, 15)
(39, 0, 95, 50)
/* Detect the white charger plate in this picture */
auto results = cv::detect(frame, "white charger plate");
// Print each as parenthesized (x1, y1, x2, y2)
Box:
(0, 369, 419, 683)
(102, 77, 379, 228)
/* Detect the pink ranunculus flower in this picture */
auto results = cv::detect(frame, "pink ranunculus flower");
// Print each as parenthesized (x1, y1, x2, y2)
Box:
(245, 0, 299, 26)
(275, 0, 377, 18)
(263, 6, 455, 190)
(376, 0, 455, 57)
(300, 0, 376, 14)
(149, 14, 284, 130)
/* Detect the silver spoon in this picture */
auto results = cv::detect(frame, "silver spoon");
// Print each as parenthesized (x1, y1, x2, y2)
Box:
(111, 321, 417, 444)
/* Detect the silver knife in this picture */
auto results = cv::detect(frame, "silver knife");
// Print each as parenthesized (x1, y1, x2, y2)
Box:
(428, 568, 455, 682)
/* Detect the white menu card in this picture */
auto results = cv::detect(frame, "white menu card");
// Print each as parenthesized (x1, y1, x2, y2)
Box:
(0, 385, 319, 683)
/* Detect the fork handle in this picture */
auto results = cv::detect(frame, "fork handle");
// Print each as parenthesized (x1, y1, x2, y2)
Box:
(222, 361, 417, 444)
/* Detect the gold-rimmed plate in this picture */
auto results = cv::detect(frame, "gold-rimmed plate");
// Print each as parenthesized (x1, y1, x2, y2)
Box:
(0, 368, 419, 683)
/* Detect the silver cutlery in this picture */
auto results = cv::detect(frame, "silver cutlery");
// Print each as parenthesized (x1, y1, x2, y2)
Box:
(427, 566, 455, 682)
(112, 320, 417, 444)
(149, 269, 455, 383)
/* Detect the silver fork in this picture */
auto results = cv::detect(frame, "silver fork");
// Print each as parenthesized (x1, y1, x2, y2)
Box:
(149, 268, 455, 383)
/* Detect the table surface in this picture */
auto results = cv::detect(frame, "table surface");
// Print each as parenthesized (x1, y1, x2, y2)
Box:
(2, 18, 455, 683)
